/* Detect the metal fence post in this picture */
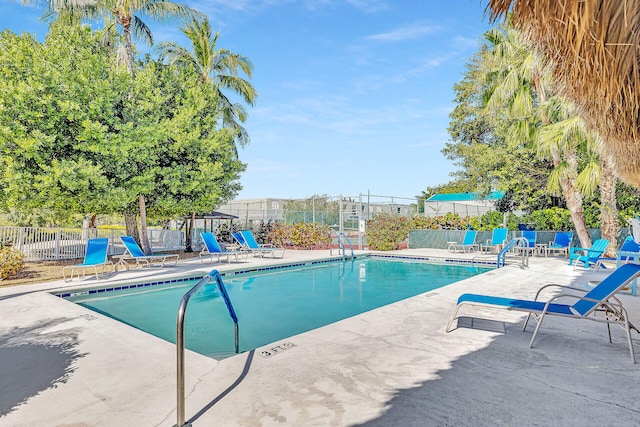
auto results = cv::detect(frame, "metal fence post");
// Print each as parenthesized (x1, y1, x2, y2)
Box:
(54, 228, 61, 260)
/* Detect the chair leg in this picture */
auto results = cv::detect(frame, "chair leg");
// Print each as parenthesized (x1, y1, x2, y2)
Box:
(446, 305, 462, 332)
(522, 313, 533, 331)
(625, 322, 636, 364)
(529, 312, 547, 348)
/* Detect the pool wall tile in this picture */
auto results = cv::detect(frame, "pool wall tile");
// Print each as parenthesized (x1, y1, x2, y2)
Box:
(53, 254, 495, 299)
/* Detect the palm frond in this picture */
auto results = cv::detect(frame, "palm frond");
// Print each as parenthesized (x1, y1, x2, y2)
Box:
(142, 1, 203, 22)
(546, 161, 572, 195)
(215, 75, 257, 106)
(487, 0, 640, 187)
(576, 159, 602, 196)
(131, 15, 153, 46)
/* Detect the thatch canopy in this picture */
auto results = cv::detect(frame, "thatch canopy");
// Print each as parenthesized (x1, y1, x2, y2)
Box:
(487, 0, 640, 187)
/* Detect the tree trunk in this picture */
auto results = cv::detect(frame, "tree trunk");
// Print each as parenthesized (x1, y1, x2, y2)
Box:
(599, 156, 619, 256)
(552, 146, 592, 248)
(88, 214, 97, 228)
(537, 84, 591, 247)
(124, 213, 140, 243)
(139, 195, 151, 255)
(186, 212, 196, 252)
(116, 14, 135, 74)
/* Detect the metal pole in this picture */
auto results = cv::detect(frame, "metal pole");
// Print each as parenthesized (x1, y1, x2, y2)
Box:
(358, 193, 363, 250)
(176, 270, 239, 427)
(339, 194, 344, 234)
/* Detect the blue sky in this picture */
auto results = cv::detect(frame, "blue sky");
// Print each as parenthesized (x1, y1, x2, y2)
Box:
(1, 0, 494, 201)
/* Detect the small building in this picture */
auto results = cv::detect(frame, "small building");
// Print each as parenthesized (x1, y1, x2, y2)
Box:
(424, 191, 504, 218)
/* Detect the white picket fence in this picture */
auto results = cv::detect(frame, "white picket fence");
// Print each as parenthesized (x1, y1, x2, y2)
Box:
(0, 226, 185, 261)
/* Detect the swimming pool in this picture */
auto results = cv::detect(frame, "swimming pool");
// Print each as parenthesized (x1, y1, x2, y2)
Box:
(65, 257, 491, 359)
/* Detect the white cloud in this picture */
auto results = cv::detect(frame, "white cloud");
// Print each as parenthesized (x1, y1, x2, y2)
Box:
(365, 23, 440, 42)
(344, 0, 388, 13)
(452, 35, 480, 50)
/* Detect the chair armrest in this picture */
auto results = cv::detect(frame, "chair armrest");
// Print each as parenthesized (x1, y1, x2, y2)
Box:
(534, 283, 588, 301)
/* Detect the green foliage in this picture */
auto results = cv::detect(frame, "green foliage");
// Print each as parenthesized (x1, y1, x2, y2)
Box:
(519, 207, 573, 230)
(0, 244, 25, 279)
(267, 222, 332, 249)
(444, 41, 554, 211)
(366, 214, 413, 251)
(0, 22, 245, 225)
(412, 213, 471, 230)
(476, 211, 505, 230)
(613, 182, 640, 225)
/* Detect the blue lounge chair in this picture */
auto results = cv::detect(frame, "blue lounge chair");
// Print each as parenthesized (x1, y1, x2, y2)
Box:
(446, 263, 640, 362)
(117, 236, 179, 269)
(594, 236, 640, 271)
(617, 236, 640, 262)
(449, 230, 478, 253)
(545, 231, 573, 257)
(240, 230, 285, 258)
(569, 238, 610, 269)
(62, 237, 112, 282)
(199, 232, 248, 264)
(481, 227, 508, 253)
(231, 231, 246, 247)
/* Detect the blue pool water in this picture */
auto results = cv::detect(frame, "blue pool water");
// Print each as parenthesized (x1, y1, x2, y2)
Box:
(67, 257, 490, 359)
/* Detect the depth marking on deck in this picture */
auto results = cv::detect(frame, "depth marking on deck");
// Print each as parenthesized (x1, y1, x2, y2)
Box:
(259, 342, 296, 358)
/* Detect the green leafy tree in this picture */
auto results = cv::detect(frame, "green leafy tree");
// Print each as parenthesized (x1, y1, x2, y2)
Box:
(0, 24, 245, 232)
(0, 25, 119, 223)
(158, 17, 257, 147)
(445, 42, 554, 211)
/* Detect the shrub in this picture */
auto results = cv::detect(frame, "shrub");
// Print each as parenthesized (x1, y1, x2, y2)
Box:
(412, 213, 472, 230)
(267, 222, 332, 249)
(0, 244, 25, 280)
(366, 214, 413, 250)
(523, 208, 573, 230)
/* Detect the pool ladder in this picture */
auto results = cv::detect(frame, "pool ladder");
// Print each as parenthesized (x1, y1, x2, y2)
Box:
(176, 269, 239, 427)
(331, 232, 354, 259)
(472, 237, 529, 269)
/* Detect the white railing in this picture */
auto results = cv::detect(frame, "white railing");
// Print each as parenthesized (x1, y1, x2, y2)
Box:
(0, 226, 184, 261)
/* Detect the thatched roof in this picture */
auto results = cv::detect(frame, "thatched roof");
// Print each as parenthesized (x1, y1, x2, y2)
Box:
(487, 0, 640, 187)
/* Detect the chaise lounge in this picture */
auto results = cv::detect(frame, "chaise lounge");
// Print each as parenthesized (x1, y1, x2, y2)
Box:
(240, 230, 285, 258)
(62, 237, 112, 282)
(449, 230, 478, 253)
(116, 236, 179, 269)
(199, 232, 249, 264)
(446, 263, 640, 362)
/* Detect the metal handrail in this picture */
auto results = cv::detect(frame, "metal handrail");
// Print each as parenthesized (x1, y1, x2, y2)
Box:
(176, 270, 239, 427)
(498, 237, 529, 268)
(337, 232, 354, 259)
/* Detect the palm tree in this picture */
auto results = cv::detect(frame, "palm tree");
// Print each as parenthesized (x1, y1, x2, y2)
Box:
(28, 0, 201, 74)
(487, 1, 640, 190)
(159, 18, 257, 148)
(479, 24, 593, 247)
(538, 103, 619, 253)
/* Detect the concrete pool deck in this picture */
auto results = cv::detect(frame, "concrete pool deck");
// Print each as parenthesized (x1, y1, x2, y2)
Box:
(1, 249, 640, 426)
